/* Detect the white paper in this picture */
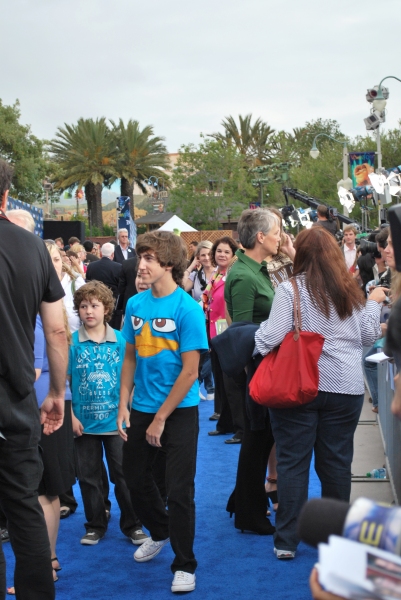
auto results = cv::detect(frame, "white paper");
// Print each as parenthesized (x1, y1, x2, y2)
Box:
(318, 535, 401, 600)
(365, 352, 390, 363)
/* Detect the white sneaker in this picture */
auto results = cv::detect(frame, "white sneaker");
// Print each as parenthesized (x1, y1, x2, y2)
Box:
(274, 547, 295, 559)
(133, 537, 169, 562)
(171, 571, 196, 592)
(199, 390, 206, 400)
(206, 393, 214, 401)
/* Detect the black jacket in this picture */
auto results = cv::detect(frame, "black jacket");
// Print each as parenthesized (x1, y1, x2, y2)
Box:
(86, 257, 122, 299)
(116, 257, 138, 312)
(113, 245, 136, 265)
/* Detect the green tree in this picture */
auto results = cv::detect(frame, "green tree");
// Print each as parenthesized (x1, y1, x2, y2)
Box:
(0, 99, 48, 203)
(170, 138, 258, 229)
(209, 114, 275, 167)
(49, 118, 115, 228)
(110, 119, 170, 218)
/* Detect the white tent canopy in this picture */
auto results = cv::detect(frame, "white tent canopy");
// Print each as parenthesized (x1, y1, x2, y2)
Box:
(158, 215, 197, 232)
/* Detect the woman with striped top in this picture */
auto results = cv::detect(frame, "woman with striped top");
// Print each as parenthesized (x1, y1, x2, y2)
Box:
(254, 227, 386, 560)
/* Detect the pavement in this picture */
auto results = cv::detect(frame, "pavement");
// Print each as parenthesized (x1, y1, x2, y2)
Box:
(350, 392, 394, 504)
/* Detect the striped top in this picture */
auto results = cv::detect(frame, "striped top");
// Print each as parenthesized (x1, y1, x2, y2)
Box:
(254, 275, 382, 395)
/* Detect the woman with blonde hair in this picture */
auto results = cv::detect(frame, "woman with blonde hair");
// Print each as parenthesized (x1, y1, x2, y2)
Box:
(184, 240, 215, 302)
(35, 244, 75, 579)
(69, 243, 86, 278)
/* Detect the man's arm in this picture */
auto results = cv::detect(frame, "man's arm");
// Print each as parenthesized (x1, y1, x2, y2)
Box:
(39, 299, 68, 435)
(117, 342, 136, 441)
(146, 350, 200, 447)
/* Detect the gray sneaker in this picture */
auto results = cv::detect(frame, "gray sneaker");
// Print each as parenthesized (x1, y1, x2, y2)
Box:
(0, 528, 9, 543)
(80, 531, 104, 545)
(130, 528, 149, 546)
(133, 537, 169, 562)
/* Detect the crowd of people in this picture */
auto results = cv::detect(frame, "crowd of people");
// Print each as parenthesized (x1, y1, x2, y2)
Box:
(0, 154, 395, 599)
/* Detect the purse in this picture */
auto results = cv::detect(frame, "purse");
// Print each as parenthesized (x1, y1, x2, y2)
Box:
(249, 278, 325, 409)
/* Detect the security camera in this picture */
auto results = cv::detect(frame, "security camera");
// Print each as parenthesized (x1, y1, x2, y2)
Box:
(366, 85, 389, 103)
(364, 111, 384, 131)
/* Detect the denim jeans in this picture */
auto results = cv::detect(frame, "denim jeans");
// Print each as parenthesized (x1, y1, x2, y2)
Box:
(269, 391, 364, 551)
(123, 407, 199, 574)
(199, 354, 214, 395)
(0, 381, 54, 600)
(364, 346, 378, 408)
(74, 434, 141, 536)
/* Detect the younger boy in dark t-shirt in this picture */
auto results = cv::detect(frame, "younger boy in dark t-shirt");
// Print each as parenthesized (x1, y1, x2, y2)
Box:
(117, 232, 208, 594)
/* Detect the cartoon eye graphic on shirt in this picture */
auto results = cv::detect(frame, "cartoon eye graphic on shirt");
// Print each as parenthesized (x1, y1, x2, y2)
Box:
(152, 318, 176, 333)
(131, 316, 144, 331)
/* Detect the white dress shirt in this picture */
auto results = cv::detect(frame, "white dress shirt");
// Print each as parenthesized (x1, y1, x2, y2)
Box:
(344, 244, 357, 270)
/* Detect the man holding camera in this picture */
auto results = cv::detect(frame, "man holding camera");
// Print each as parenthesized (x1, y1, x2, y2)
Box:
(312, 205, 338, 237)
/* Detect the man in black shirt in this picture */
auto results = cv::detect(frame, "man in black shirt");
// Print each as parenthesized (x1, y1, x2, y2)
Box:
(0, 160, 68, 600)
(312, 205, 338, 236)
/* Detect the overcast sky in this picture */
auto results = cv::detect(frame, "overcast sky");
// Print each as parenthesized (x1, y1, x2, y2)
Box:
(2, 0, 400, 153)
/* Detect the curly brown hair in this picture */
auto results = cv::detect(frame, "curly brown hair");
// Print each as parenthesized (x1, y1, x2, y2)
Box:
(73, 281, 115, 323)
(210, 236, 238, 267)
(136, 231, 187, 285)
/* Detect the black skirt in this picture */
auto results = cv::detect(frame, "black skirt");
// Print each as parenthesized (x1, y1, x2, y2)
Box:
(38, 400, 76, 497)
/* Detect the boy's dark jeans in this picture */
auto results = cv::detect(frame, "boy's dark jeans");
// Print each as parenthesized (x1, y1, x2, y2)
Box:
(74, 434, 141, 536)
(123, 407, 199, 574)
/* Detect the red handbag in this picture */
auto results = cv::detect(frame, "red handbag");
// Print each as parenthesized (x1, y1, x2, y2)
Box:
(249, 278, 325, 409)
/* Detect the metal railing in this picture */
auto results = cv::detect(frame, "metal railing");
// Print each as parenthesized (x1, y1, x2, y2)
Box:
(377, 360, 401, 504)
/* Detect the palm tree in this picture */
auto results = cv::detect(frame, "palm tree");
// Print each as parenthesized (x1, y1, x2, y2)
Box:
(49, 118, 115, 228)
(110, 119, 170, 217)
(210, 114, 275, 167)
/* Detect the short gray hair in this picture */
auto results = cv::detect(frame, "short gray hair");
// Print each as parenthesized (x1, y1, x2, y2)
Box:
(237, 208, 280, 249)
(6, 209, 35, 233)
(101, 242, 115, 258)
(195, 240, 213, 257)
(118, 228, 128, 237)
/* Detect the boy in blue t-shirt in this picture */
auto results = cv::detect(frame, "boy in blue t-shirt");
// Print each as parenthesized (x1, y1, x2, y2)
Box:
(117, 232, 208, 594)
(68, 281, 146, 546)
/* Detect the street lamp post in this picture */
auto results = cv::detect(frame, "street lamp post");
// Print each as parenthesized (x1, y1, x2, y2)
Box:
(310, 133, 351, 217)
(371, 76, 401, 171)
(42, 178, 53, 217)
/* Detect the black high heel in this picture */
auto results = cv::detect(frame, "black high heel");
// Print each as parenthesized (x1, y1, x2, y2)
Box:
(266, 477, 278, 511)
(239, 520, 276, 535)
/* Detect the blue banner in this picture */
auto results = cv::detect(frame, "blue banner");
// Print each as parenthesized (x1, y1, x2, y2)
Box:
(117, 196, 137, 249)
(7, 196, 44, 237)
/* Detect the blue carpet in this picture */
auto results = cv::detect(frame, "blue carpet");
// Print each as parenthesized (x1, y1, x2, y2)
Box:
(4, 400, 320, 599)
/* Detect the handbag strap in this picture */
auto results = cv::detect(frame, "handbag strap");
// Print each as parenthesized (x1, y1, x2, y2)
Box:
(290, 278, 302, 340)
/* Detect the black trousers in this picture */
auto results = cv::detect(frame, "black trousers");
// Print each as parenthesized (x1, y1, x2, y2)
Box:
(0, 379, 54, 600)
(74, 434, 141, 536)
(226, 369, 275, 532)
(123, 407, 199, 574)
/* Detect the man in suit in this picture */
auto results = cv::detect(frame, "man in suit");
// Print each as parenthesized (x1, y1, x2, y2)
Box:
(113, 229, 135, 264)
(116, 256, 138, 315)
(86, 243, 122, 328)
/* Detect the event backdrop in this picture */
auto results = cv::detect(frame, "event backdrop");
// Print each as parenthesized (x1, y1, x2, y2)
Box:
(7, 196, 44, 237)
